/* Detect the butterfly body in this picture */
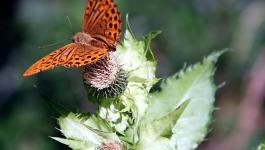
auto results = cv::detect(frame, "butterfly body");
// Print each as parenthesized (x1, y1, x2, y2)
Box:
(72, 32, 108, 49)
(23, 0, 122, 77)
(72, 32, 94, 45)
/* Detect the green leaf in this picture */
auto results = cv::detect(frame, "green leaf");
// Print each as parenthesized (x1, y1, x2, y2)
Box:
(170, 51, 226, 150)
(51, 138, 93, 150)
(125, 14, 135, 39)
(84, 115, 113, 133)
(55, 113, 120, 149)
(58, 113, 102, 146)
(142, 31, 162, 62)
(116, 30, 157, 85)
(137, 137, 173, 150)
(114, 29, 159, 120)
(116, 20, 158, 89)
(137, 101, 189, 150)
(141, 101, 189, 138)
(145, 50, 226, 150)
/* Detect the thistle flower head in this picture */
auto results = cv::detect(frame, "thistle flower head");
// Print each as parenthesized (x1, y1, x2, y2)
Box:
(99, 143, 124, 150)
(83, 52, 128, 97)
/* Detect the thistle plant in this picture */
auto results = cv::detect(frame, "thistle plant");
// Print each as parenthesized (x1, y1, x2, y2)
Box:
(48, 17, 226, 150)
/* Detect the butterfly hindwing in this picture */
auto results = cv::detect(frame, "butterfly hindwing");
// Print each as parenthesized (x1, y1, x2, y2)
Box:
(23, 43, 108, 77)
(82, 0, 122, 47)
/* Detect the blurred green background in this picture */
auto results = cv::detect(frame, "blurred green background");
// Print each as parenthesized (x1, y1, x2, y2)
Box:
(1, 0, 265, 150)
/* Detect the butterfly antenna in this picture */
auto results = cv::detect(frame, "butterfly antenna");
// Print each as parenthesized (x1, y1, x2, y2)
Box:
(64, 13, 74, 36)
(38, 38, 70, 49)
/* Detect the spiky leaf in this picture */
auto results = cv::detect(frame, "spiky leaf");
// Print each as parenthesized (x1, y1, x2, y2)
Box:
(137, 101, 189, 150)
(54, 113, 120, 149)
(144, 50, 226, 150)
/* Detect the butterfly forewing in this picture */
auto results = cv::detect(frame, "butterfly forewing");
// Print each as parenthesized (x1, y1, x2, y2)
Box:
(23, 43, 108, 77)
(62, 44, 108, 67)
(82, 0, 122, 47)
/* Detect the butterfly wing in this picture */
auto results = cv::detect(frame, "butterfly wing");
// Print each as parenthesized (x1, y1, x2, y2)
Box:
(23, 43, 108, 77)
(82, 0, 122, 47)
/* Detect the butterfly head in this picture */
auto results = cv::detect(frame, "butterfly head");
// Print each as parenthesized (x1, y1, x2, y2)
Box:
(72, 32, 93, 44)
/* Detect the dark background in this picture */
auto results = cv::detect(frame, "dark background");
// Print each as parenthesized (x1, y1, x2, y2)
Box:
(1, 0, 265, 150)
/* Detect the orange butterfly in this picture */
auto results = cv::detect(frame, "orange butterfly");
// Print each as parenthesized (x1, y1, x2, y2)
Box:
(23, 0, 122, 77)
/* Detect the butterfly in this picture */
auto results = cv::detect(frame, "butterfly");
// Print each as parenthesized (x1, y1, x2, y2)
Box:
(23, 0, 122, 77)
